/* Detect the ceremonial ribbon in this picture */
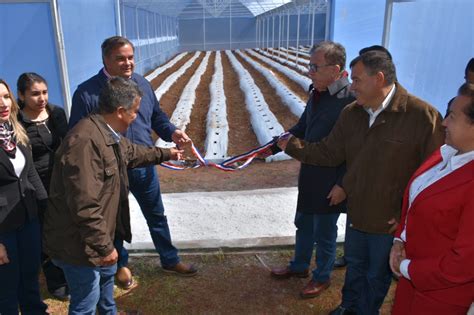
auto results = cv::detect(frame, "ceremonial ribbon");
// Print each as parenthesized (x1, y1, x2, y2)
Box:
(160, 132, 291, 172)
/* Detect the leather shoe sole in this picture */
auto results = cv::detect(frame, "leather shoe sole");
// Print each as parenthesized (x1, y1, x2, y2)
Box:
(300, 281, 330, 299)
(162, 262, 198, 277)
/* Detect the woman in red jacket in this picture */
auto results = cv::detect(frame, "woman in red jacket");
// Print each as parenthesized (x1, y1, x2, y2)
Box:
(390, 83, 474, 314)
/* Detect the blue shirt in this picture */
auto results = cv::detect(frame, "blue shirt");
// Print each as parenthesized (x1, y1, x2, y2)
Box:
(69, 69, 176, 146)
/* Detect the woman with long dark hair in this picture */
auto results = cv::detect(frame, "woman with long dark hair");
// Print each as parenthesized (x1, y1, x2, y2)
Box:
(17, 72, 68, 301)
(0, 78, 48, 314)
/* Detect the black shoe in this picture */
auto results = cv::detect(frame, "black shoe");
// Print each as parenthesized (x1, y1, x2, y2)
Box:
(333, 256, 347, 268)
(329, 305, 356, 315)
(49, 286, 70, 301)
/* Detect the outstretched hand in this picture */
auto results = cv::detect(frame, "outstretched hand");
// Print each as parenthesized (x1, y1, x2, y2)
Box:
(171, 129, 191, 147)
(277, 135, 291, 151)
(170, 148, 184, 161)
(0, 244, 9, 265)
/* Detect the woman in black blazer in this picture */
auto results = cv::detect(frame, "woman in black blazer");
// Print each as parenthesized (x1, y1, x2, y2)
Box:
(17, 73, 69, 301)
(0, 79, 48, 314)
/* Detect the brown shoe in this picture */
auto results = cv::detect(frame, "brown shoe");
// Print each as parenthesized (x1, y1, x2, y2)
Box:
(162, 262, 198, 277)
(117, 310, 140, 315)
(300, 280, 330, 299)
(115, 267, 135, 290)
(270, 266, 309, 279)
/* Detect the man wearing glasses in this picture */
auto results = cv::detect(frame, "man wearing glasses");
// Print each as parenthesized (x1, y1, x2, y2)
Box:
(268, 41, 355, 299)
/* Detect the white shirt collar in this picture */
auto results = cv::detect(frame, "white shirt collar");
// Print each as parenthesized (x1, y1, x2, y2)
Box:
(106, 123, 121, 143)
(366, 84, 396, 115)
(440, 144, 474, 171)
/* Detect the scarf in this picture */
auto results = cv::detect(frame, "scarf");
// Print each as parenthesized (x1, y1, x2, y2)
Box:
(0, 122, 16, 158)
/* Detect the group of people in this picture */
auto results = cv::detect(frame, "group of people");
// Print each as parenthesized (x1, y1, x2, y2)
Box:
(0, 34, 472, 315)
(270, 44, 473, 315)
(0, 36, 196, 315)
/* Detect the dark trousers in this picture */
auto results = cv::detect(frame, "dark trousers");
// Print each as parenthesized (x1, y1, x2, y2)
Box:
(341, 225, 393, 315)
(0, 219, 48, 315)
(289, 211, 340, 283)
(115, 166, 179, 268)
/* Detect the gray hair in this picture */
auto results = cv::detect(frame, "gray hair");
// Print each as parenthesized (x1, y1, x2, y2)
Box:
(101, 36, 134, 60)
(350, 50, 397, 85)
(99, 77, 142, 114)
(310, 41, 347, 71)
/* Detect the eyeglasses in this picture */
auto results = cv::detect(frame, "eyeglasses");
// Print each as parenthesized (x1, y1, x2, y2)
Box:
(307, 63, 333, 72)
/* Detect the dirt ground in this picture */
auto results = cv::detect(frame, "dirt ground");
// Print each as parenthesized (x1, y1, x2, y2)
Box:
(42, 250, 397, 315)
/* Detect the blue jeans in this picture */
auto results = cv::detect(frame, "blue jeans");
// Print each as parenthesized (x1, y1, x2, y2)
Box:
(0, 219, 47, 315)
(116, 166, 179, 268)
(341, 225, 393, 315)
(289, 212, 340, 283)
(53, 260, 117, 315)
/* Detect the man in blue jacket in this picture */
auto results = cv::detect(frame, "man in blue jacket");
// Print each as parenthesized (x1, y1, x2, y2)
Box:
(69, 36, 198, 288)
(268, 41, 354, 298)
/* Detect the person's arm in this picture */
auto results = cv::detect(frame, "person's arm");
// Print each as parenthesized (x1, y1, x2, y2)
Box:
(284, 108, 347, 167)
(62, 137, 114, 258)
(122, 137, 175, 169)
(408, 187, 474, 291)
(26, 149, 47, 203)
(148, 82, 176, 142)
(68, 88, 94, 130)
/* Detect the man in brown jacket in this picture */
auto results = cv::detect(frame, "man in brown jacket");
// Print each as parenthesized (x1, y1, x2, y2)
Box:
(43, 77, 182, 314)
(278, 51, 444, 315)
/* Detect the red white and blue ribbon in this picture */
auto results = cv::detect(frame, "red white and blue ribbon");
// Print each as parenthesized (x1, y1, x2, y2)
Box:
(160, 132, 291, 172)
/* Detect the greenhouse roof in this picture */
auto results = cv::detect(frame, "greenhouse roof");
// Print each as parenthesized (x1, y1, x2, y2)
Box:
(122, 0, 327, 18)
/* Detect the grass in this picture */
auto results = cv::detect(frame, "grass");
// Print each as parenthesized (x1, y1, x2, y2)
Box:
(41, 249, 396, 314)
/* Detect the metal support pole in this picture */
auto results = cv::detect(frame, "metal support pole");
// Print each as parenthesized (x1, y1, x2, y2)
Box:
(278, 13, 282, 57)
(311, 3, 315, 47)
(382, 0, 394, 48)
(296, 8, 300, 66)
(135, 6, 141, 62)
(325, 0, 331, 41)
(230, 0, 232, 50)
(256, 17, 258, 48)
(115, 0, 122, 36)
(272, 14, 275, 52)
(286, 9, 290, 60)
(203, 5, 206, 51)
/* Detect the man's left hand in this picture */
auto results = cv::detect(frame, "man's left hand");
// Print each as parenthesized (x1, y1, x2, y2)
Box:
(387, 218, 399, 234)
(171, 129, 191, 147)
(327, 184, 347, 206)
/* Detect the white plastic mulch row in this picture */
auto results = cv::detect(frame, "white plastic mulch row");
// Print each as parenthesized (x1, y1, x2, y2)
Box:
(292, 45, 311, 53)
(225, 50, 290, 162)
(268, 48, 310, 65)
(145, 52, 187, 82)
(279, 46, 311, 58)
(156, 51, 211, 149)
(246, 49, 311, 91)
(235, 50, 305, 118)
(204, 51, 229, 161)
(255, 48, 308, 74)
(154, 51, 201, 101)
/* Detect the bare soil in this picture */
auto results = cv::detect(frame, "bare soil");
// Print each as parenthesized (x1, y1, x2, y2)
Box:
(184, 52, 216, 152)
(42, 251, 396, 315)
(150, 53, 195, 90)
(243, 51, 308, 101)
(159, 52, 206, 117)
